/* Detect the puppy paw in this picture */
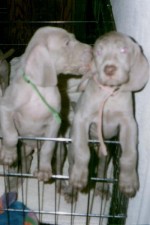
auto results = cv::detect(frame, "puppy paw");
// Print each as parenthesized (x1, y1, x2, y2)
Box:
(70, 165, 88, 189)
(94, 182, 111, 199)
(34, 164, 52, 182)
(64, 185, 78, 203)
(56, 180, 67, 194)
(119, 171, 139, 198)
(0, 147, 17, 165)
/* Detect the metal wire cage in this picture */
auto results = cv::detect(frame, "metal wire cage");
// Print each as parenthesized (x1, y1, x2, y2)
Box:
(0, 1, 128, 224)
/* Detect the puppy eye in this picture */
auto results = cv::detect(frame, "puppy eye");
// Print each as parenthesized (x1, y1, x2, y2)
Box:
(120, 47, 128, 53)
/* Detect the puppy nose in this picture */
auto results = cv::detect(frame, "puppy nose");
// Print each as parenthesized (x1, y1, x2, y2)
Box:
(104, 65, 117, 76)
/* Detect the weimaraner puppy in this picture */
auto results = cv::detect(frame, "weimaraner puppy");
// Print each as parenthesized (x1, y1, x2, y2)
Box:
(67, 31, 149, 199)
(0, 26, 92, 182)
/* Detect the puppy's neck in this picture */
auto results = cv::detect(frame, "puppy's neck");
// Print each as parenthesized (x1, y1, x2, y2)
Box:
(93, 74, 117, 94)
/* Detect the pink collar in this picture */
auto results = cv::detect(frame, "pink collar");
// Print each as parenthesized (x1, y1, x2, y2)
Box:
(93, 75, 117, 156)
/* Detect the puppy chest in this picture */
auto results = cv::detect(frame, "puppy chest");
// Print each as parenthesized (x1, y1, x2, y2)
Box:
(14, 112, 51, 137)
(97, 97, 131, 138)
(19, 91, 60, 121)
(102, 99, 126, 125)
(13, 90, 61, 137)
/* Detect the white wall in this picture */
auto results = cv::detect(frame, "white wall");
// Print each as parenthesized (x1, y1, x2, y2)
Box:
(110, 1, 150, 224)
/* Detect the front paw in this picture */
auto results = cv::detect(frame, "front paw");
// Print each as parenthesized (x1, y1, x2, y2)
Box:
(0, 146, 17, 165)
(34, 164, 52, 182)
(119, 170, 139, 198)
(64, 184, 78, 203)
(95, 182, 111, 199)
(70, 165, 88, 190)
(56, 180, 67, 194)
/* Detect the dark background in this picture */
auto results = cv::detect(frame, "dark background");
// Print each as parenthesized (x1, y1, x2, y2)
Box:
(0, 0, 115, 56)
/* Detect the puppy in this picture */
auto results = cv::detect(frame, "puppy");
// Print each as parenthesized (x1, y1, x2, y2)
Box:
(67, 31, 149, 200)
(0, 26, 92, 182)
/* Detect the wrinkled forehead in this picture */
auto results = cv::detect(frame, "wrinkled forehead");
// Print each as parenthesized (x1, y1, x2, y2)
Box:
(33, 27, 75, 48)
(94, 32, 131, 51)
(47, 30, 75, 47)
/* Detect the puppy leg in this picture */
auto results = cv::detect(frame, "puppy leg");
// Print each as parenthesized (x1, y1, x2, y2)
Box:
(34, 118, 60, 182)
(95, 154, 110, 199)
(5, 144, 33, 192)
(64, 113, 91, 202)
(0, 107, 18, 165)
(89, 123, 110, 197)
(119, 118, 139, 197)
(64, 141, 78, 203)
(54, 141, 67, 194)
(69, 115, 91, 190)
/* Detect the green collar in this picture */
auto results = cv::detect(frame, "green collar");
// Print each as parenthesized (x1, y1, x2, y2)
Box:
(22, 72, 61, 124)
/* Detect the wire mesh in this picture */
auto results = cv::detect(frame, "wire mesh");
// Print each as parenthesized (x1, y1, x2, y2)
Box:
(0, 136, 128, 225)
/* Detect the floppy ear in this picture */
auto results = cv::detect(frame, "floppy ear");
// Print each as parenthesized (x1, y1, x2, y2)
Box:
(120, 42, 149, 92)
(24, 45, 57, 87)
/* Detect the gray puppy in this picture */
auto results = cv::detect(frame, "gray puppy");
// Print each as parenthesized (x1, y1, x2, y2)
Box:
(67, 31, 149, 199)
(0, 27, 92, 182)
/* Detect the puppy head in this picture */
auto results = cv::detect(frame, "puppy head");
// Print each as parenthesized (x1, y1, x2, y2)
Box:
(45, 28, 92, 76)
(23, 27, 92, 87)
(93, 31, 149, 92)
(62, 40, 92, 75)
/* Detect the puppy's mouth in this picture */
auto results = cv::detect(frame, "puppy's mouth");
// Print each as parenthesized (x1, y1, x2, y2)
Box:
(99, 75, 129, 87)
